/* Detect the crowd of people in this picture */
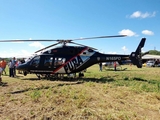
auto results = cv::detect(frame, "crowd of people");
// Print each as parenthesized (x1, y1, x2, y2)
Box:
(0, 57, 25, 84)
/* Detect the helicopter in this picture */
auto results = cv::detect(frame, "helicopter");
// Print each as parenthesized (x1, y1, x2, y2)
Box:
(0, 35, 146, 79)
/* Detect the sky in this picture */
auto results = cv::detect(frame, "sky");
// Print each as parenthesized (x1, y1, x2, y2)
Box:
(0, 0, 160, 58)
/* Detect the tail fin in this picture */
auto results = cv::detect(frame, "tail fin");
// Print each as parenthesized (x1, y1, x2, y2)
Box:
(129, 38, 146, 68)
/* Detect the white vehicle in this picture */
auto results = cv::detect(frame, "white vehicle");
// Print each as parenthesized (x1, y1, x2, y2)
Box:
(146, 60, 155, 67)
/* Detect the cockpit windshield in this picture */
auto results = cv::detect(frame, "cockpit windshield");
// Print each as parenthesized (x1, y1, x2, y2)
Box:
(30, 56, 40, 67)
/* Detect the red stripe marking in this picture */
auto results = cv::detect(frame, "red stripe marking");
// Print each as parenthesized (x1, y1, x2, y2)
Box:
(51, 47, 88, 74)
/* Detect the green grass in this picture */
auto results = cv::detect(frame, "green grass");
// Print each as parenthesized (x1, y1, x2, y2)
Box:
(0, 65, 160, 120)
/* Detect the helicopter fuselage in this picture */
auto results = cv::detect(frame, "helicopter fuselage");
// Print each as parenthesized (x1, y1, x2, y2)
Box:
(16, 46, 129, 75)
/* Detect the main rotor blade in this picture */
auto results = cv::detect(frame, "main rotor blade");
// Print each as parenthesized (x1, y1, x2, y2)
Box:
(0, 39, 59, 42)
(0, 35, 126, 42)
(70, 41, 97, 50)
(72, 35, 127, 40)
(35, 42, 60, 53)
(142, 51, 149, 56)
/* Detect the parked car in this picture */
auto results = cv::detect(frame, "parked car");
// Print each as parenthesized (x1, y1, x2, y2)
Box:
(146, 60, 155, 67)
(157, 64, 160, 67)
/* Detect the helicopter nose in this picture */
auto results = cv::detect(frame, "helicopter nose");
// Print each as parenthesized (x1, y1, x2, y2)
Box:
(16, 63, 28, 71)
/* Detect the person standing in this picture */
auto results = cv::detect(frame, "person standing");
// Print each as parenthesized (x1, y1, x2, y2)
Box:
(114, 61, 117, 71)
(12, 57, 16, 77)
(0, 59, 7, 75)
(8, 60, 14, 77)
(99, 62, 102, 71)
(0, 64, 3, 84)
(21, 58, 25, 64)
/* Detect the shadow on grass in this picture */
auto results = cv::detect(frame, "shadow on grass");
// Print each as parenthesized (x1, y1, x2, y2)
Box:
(78, 76, 115, 83)
(8, 81, 83, 94)
(20, 76, 116, 83)
(0, 82, 8, 87)
(8, 76, 117, 94)
(16, 73, 159, 85)
(131, 77, 160, 85)
(132, 77, 148, 82)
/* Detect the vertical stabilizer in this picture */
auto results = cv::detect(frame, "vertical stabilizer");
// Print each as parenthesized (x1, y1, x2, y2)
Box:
(129, 38, 146, 68)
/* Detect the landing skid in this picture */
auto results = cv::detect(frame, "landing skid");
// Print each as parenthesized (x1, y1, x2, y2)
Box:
(78, 72, 84, 78)
(36, 74, 42, 80)
(35, 72, 84, 80)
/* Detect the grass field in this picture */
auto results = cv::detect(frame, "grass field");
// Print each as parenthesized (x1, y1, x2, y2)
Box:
(0, 65, 160, 120)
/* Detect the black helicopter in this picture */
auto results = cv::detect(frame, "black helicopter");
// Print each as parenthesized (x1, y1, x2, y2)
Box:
(0, 35, 146, 79)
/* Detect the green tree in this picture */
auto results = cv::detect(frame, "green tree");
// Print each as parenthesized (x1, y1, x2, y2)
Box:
(148, 50, 160, 55)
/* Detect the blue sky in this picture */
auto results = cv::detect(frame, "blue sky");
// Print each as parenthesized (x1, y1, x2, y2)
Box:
(0, 0, 159, 58)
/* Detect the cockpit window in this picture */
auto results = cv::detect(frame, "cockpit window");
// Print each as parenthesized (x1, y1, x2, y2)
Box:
(44, 56, 53, 67)
(31, 56, 40, 67)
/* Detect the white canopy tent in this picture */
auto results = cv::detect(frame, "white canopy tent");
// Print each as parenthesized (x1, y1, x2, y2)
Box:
(142, 54, 160, 60)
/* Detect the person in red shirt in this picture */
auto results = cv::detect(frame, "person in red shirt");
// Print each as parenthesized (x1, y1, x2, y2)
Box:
(0, 64, 3, 84)
(0, 59, 7, 75)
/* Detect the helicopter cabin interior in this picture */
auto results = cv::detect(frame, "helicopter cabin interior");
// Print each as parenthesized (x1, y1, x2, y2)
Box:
(30, 55, 66, 70)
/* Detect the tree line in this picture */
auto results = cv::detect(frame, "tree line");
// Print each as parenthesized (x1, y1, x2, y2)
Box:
(148, 50, 160, 55)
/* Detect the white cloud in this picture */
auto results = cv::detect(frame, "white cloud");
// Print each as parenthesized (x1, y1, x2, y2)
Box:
(0, 49, 33, 58)
(29, 42, 45, 49)
(20, 50, 33, 57)
(119, 29, 137, 37)
(129, 11, 156, 18)
(142, 30, 154, 35)
(122, 46, 127, 51)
